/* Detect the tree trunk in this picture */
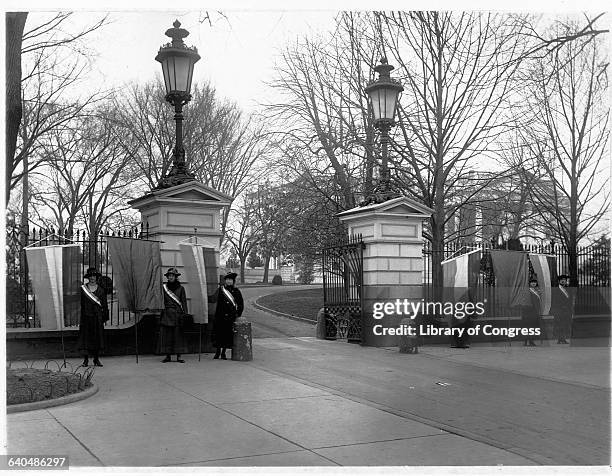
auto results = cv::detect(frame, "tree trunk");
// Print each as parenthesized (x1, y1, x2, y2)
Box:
(430, 214, 445, 307)
(431, 18, 446, 307)
(262, 254, 271, 283)
(239, 261, 246, 284)
(6, 12, 27, 203)
(21, 154, 28, 239)
(364, 124, 374, 199)
(568, 180, 579, 287)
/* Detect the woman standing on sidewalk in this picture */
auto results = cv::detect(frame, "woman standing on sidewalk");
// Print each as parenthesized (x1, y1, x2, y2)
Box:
(212, 272, 244, 360)
(158, 268, 188, 363)
(522, 277, 541, 346)
(79, 268, 109, 367)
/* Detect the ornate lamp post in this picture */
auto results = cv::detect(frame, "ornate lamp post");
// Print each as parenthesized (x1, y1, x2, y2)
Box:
(155, 20, 200, 189)
(363, 57, 404, 204)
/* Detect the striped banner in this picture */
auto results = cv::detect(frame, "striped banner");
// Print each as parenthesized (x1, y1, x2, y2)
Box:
(529, 254, 557, 315)
(179, 244, 220, 324)
(442, 249, 481, 302)
(25, 244, 81, 330)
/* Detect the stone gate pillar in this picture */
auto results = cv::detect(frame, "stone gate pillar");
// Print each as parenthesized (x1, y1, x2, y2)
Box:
(338, 197, 433, 347)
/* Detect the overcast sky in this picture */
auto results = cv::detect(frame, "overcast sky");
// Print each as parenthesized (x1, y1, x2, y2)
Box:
(16, 2, 611, 112)
(22, 10, 338, 113)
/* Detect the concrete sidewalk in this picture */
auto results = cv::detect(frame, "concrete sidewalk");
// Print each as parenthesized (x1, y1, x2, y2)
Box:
(8, 351, 539, 467)
(7, 336, 610, 467)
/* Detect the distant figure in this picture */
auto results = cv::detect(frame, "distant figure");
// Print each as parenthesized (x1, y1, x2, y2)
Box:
(552, 274, 573, 344)
(451, 288, 475, 349)
(522, 277, 541, 346)
(213, 272, 244, 360)
(158, 268, 188, 363)
(79, 268, 109, 367)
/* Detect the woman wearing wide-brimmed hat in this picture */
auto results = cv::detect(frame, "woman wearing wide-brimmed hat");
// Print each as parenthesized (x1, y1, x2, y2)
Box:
(552, 274, 574, 344)
(212, 272, 244, 360)
(78, 267, 109, 367)
(157, 267, 189, 363)
(522, 277, 541, 347)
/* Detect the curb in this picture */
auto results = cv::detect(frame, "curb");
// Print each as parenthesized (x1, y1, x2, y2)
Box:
(252, 299, 317, 324)
(7, 383, 99, 414)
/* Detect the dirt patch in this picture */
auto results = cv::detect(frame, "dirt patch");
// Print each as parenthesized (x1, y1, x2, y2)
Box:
(7, 368, 92, 405)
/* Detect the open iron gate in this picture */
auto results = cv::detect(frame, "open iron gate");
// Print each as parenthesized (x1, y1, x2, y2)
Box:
(322, 234, 365, 342)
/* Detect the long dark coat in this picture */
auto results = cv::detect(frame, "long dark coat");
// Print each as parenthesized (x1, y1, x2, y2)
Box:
(78, 284, 109, 354)
(522, 288, 542, 327)
(552, 286, 574, 339)
(212, 285, 244, 348)
(157, 283, 188, 354)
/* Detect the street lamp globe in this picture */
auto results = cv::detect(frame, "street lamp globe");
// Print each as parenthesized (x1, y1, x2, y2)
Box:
(365, 57, 403, 126)
(155, 20, 200, 101)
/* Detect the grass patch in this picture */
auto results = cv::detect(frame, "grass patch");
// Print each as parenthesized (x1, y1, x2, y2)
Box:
(7, 368, 92, 405)
(258, 288, 323, 321)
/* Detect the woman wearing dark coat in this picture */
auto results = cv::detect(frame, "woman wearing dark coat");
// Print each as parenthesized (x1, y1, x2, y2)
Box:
(212, 272, 244, 360)
(158, 268, 189, 363)
(522, 277, 541, 346)
(79, 268, 109, 367)
(552, 274, 573, 344)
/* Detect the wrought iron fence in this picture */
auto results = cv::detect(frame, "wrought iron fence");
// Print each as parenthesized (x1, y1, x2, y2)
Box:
(322, 234, 365, 342)
(423, 241, 610, 317)
(6, 223, 149, 329)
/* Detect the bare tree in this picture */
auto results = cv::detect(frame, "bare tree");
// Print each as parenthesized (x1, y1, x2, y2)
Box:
(521, 31, 609, 285)
(250, 181, 291, 283)
(29, 109, 132, 236)
(6, 11, 109, 242)
(373, 12, 534, 295)
(225, 194, 261, 284)
(266, 14, 384, 210)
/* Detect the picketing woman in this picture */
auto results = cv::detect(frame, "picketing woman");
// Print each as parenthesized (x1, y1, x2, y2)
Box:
(79, 267, 109, 367)
(212, 272, 244, 360)
(158, 267, 189, 363)
(552, 274, 573, 344)
(522, 277, 542, 346)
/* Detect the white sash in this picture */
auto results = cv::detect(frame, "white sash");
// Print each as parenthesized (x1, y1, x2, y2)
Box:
(560, 286, 569, 299)
(82, 285, 102, 307)
(163, 284, 184, 311)
(222, 286, 237, 309)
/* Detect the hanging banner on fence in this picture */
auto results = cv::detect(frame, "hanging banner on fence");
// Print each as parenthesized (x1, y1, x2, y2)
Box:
(490, 250, 530, 309)
(107, 238, 163, 312)
(179, 243, 208, 324)
(529, 254, 557, 315)
(442, 249, 481, 302)
(25, 244, 81, 330)
(203, 246, 220, 319)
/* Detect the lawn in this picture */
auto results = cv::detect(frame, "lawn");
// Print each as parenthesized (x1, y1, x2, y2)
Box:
(257, 287, 323, 322)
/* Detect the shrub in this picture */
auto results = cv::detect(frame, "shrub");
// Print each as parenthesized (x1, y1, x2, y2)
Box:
(272, 275, 283, 285)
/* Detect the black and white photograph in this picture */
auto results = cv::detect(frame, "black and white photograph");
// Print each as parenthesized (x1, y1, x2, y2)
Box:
(2, 2, 611, 474)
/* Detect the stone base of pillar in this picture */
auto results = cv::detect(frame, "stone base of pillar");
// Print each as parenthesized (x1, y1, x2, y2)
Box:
(232, 317, 252, 361)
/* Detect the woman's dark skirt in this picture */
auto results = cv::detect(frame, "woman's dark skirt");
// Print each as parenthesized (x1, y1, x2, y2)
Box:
(78, 316, 105, 355)
(157, 324, 188, 355)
